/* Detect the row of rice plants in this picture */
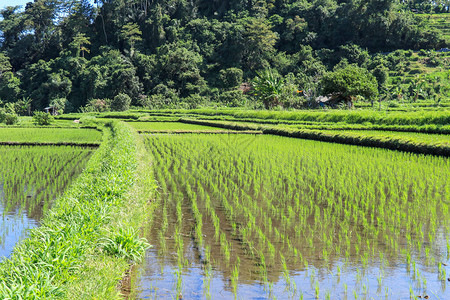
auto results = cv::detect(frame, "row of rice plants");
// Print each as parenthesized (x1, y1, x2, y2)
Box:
(126, 121, 230, 132)
(184, 116, 450, 134)
(144, 108, 450, 126)
(180, 119, 450, 156)
(0, 122, 154, 299)
(142, 134, 450, 299)
(0, 146, 93, 217)
(0, 128, 102, 145)
(0, 146, 93, 258)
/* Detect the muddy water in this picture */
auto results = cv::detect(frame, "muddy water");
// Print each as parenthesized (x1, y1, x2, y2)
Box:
(0, 146, 93, 260)
(132, 135, 450, 299)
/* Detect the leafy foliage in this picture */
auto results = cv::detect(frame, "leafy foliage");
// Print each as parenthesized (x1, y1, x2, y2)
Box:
(0, 0, 446, 111)
(320, 64, 379, 102)
(32, 111, 54, 126)
(100, 228, 151, 262)
(110, 93, 132, 112)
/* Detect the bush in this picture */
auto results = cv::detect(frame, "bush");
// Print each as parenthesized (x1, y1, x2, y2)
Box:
(33, 111, 54, 125)
(110, 93, 131, 111)
(219, 90, 245, 107)
(0, 109, 6, 123)
(49, 98, 72, 114)
(182, 94, 204, 109)
(4, 113, 19, 125)
(219, 68, 243, 89)
(80, 99, 111, 113)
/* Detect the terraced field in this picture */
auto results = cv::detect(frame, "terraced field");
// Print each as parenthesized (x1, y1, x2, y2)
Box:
(0, 128, 102, 145)
(417, 13, 450, 44)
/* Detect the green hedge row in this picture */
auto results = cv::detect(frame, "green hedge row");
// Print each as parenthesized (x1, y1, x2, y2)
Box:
(0, 121, 153, 299)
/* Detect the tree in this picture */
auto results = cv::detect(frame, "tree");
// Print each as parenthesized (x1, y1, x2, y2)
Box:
(320, 64, 378, 105)
(0, 52, 21, 102)
(69, 33, 91, 57)
(239, 17, 278, 70)
(120, 22, 142, 56)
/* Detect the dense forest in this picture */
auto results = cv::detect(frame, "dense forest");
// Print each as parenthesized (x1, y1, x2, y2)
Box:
(0, 0, 448, 113)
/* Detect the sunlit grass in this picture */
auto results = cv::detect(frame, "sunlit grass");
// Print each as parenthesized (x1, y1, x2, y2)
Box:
(0, 128, 102, 144)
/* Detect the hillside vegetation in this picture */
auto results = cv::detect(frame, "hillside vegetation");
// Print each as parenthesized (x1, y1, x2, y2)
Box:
(0, 0, 449, 115)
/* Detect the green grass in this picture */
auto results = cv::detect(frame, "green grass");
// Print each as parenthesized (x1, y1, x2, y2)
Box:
(0, 128, 102, 145)
(0, 116, 99, 128)
(126, 121, 229, 132)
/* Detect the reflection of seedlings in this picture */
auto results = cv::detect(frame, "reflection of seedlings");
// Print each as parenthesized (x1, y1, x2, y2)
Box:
(377, 271, 383, 291)
(314, 281, 320, 299)
(447, 240, 450, 259)
(439, 263, 447, 281)
(280, 254, 290, 288)
(203, 246, 212, 300)
(363, 283, 368, 295)
(174, 268, 182, 298)
(231, 257, 240, 297)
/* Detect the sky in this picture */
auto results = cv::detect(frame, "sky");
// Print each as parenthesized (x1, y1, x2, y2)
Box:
(1, 0, 30, 9)
(1, 0, 96, 11)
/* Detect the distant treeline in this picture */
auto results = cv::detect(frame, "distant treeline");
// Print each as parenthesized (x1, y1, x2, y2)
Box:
(0, 0, 447, 112)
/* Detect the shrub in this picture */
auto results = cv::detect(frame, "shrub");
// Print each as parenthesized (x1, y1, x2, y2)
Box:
(182, 94, 204, 109)
(110, 93, 131, 111)
(49, 98, 71, 114)
(0, 109, 6, 123)
(33, 111, 54, 125)
(4, 113, 19, 125)
(219, 90, 245, 107)
(80, 99, 111, 113)
(219, 68, 243, 89)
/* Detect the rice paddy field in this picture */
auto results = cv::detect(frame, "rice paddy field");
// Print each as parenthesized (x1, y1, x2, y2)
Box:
(127, 122, 230, 132)
(132, 134, 450, 299)
(277, 128, 450, 146)
(0, 128, 102, 145)
(1, 109, 449, 299)
(0, 145, 94, 260)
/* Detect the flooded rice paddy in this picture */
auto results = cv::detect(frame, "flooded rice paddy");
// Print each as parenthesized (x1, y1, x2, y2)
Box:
(132, 134, 449, 299)
(0, 146, 93, 260)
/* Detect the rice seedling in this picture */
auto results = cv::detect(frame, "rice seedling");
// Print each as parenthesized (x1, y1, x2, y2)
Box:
(127, 121, 230, 132)
(136, 133, 449, 299)
(0, 145, 93, 258)
(0, 128, 101, 145)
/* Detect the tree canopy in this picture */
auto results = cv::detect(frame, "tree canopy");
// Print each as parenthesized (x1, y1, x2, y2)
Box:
(0, 0, 446, 111)
(321, 64, 379, 101)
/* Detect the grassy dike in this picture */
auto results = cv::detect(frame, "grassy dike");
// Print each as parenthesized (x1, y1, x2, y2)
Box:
(0, 121, 156, 299)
